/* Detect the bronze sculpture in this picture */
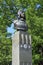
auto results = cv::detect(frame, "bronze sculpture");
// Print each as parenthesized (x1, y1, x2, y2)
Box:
(13, 9, 28, 31)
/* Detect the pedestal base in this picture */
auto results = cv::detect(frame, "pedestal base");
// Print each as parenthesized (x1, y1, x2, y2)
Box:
(12, 31, 32, 65)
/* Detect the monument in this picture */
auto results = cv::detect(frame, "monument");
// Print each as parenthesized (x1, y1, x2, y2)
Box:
(12, 9, 32, 65)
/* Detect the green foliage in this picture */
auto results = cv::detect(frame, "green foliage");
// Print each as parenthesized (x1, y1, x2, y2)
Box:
(0, 0, 43, 65)
(25, 1, 43, 65)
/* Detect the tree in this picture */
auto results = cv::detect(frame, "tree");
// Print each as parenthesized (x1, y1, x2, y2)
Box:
(0, 0, 43, 65)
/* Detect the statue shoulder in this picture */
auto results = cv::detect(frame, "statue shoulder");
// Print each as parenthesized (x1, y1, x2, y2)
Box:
(13, 20, 18, 24)
(13, 19, 23, 23)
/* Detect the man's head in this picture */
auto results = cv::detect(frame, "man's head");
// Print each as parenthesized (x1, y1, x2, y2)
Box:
(18, 9, 26, 20)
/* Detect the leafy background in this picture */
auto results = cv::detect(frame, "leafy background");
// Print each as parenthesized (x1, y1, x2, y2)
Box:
(0, 0, 43, 65)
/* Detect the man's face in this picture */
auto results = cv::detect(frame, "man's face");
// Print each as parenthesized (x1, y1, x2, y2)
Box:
(21, 12, 25, 18)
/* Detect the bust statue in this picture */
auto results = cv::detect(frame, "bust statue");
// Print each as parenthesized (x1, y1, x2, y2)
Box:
(13, 9, 28, 31)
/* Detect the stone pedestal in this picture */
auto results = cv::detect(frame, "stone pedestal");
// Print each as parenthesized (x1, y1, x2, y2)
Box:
(12, 31, 32, 65)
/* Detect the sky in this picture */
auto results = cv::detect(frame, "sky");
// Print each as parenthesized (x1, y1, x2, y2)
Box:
(7, 23, 16, 36)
